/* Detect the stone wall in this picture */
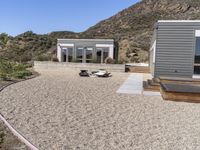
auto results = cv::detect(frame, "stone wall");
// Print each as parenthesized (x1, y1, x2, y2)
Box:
(34, 61, 125, 72)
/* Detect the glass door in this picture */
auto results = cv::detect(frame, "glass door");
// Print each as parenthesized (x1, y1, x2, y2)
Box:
(76, 47, 84, 62)
(61, 47, 73, 62)
(62, 48, 67, 62)
(67, 48, 73, 62)
(85, 47, 93, 63)
(96, 47, 109, 63)
(194, 37, 200, 74)
(96, 48, 102, 63)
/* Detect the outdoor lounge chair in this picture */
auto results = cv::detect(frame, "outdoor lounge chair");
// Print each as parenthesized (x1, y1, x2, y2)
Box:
(94, 70, 111, 77)
(79, 70, 90, 77)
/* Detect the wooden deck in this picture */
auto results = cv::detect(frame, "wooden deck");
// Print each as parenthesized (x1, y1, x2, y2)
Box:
(160, 83, 200, 103)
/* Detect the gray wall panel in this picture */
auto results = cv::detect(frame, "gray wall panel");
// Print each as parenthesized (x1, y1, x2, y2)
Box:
(154, 22, 200, 78)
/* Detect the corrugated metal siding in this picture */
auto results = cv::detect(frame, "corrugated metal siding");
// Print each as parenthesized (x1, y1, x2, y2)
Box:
(154, 22, 200, 78)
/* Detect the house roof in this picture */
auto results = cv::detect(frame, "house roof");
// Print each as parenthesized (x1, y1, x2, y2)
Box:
(158, 20, 200, 23)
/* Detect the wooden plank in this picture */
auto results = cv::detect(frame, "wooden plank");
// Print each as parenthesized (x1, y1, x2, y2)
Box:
(160, 87, 200, 103)
(161, 83, 200, 93)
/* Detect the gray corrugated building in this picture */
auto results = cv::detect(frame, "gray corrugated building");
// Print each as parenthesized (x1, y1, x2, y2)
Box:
(150, 20, 200, 78)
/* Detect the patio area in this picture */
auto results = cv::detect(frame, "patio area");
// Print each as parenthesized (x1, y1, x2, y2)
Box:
(0, 69, 200, 149)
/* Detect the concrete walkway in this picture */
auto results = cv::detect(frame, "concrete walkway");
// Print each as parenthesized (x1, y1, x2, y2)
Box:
(117, 73, 161, 96)
(117, 73, 143, 94)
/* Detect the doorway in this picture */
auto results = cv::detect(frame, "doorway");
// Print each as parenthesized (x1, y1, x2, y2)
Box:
(62, 47, 73, 62)
(96, 47, 109, 63)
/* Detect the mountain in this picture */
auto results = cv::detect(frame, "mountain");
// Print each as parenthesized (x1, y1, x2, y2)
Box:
(1, 0, 200, 63)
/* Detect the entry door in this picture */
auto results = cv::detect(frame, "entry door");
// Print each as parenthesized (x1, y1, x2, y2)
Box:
(96, 48, 102, 63)
(96, 47, 109, 63)
(66, 47, 73, 62)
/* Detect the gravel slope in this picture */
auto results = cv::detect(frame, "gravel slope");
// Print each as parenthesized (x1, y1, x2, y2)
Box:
(0, 69, 200, 150)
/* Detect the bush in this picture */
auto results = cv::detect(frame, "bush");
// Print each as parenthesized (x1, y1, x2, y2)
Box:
(11, 70, 32, 79)
(105, 57, 114, 64)
(0, 60, 13, 75)
(0, 60, 33, 80)
(52, 57, 59, 62)
(13, 64, 26, 71)
(0, 72, 8, 81)
(23, 63, 33, 68)
(36, 55, 51, 61)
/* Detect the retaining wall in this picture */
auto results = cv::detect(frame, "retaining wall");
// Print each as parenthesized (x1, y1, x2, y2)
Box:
(34, 61, 125, 72)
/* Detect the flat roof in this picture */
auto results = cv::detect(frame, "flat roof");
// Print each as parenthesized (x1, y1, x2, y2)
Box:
(158, 20, 200, 23)
(57, 39, 114, 41)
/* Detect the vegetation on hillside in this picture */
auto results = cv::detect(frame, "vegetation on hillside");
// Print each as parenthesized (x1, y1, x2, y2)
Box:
(0, 59, 32, 80)
(1, 0, 200, 63)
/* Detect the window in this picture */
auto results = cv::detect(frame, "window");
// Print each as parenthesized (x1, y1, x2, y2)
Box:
(103, 48, 109, 63)
(195, 37, 200, 63)
(194, 37, 200, 74)
(86, 47, 93, 63)
(76, 48, 83, 62)
(68, 48, 73, 62)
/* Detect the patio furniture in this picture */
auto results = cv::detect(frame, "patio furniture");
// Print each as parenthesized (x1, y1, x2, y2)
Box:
(94, 70, 111, 77)
(79, 70, 90, 77)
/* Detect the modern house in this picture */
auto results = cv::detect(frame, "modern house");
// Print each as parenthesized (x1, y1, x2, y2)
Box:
(57, 39, 115, 63)
(150, 20, 200, 78)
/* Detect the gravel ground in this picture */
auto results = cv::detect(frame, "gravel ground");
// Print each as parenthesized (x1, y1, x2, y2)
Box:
(1, 69, 200, 150)
(0, 120, 28, 150)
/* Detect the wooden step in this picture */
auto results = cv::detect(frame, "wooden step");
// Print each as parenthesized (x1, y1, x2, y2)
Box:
(143, 80, 160, 92)
(160, 83, 200, 103)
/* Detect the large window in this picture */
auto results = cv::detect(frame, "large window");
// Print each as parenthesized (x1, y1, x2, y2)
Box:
(76, 48, 83, 62)
(61, 47, 73, 62)
(86, 47, 93, 63)
(194, 37, 200, 74)
(62, 48, 67, 62)
(96, 47, 109, 63)
(103, 48, 109, 63)
(68, 48, 73, 62)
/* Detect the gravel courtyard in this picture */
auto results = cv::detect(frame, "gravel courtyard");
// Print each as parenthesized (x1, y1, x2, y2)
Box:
(1, 69, 200, 150)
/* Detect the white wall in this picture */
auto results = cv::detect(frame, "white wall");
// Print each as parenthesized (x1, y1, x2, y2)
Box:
(57, 44, 62, 62)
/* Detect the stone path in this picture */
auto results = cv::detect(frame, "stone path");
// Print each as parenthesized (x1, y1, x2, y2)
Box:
(117, 73, 143, 94)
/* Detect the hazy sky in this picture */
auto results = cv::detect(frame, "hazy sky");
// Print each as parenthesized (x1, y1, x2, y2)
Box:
(0, 0, 140, 36)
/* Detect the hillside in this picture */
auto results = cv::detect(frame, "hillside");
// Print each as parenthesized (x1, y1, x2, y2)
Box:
(1, 0, 200, 63)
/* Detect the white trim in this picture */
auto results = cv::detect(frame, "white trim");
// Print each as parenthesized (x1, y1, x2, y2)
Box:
(96, 44, 114, 47)
(195, 30, 200, 37)
(59, 43, 74, 47)
(58, 39, 114, 42)
(158, 20, 200, 23)
(193, 75, 200, 79)
(150, 40, 156, 63)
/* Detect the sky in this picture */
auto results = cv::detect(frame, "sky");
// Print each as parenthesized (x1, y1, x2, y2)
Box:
(0, 0, 140, 36)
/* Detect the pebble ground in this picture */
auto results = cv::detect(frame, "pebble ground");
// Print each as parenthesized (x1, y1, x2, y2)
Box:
(0, 69, 200, 150)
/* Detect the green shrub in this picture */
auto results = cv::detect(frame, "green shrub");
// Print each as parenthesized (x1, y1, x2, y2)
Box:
(0, 60, 13, 74)
(52, 57, 59, 62)
(13, 64, 26, 71)
(36, 55, 51, 61)
(23, 63, 33, 68)
(11, 70, 32, 79)
(0, 60, 33, 80)
(0, 72, 8, 81)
